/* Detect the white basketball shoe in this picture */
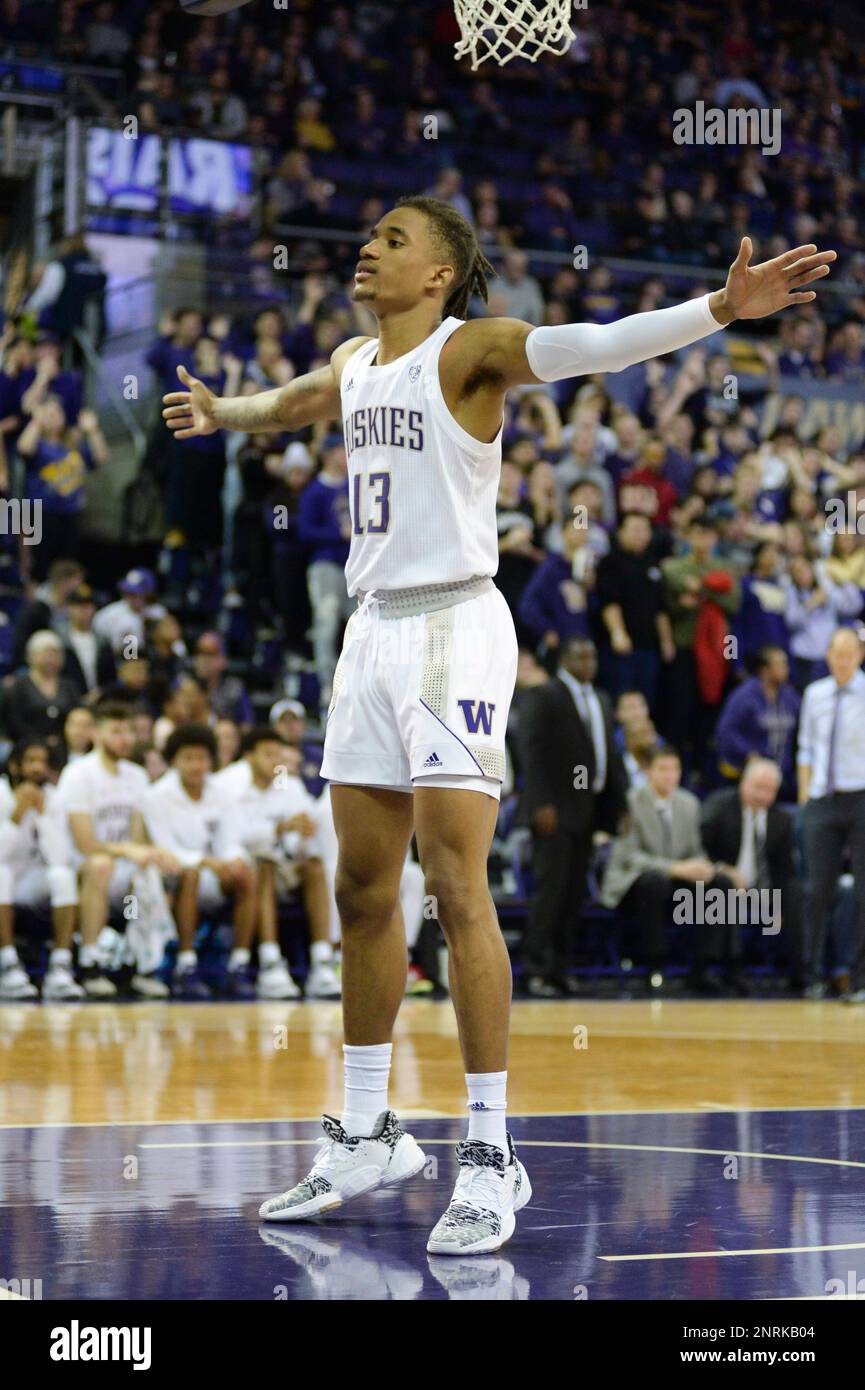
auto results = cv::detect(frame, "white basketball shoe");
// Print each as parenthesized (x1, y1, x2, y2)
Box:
(427, 1135, 532, 1256)
(259, 1111, 426, 1221)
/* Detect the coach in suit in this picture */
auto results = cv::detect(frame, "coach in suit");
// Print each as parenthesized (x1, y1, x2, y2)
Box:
(798, 626, 865, 1000)
(601, 743, 739, 993)
(701, 758, 803, 989)
(517, 637, 627, 997)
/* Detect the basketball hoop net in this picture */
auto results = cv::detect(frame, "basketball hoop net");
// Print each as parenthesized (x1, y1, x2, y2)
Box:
(453, 0, 575, 69)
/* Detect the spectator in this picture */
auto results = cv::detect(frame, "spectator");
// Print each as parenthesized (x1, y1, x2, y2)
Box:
(215, 717, 241, 769)
(797, 627, 865, 1001)
(595, 511, 675, 711)
(621, 715, 660, 789)
(716, 645, 801, 798)
(783, 556, 863, 689)
(423, 168, 472, 223)
(660, 518, 740, 776)
(83, 1, 130, 64)
(493, 251, 545, 327)
(100, 655, 154, 710)
(188, 69, 248, 139)
(825, 322, 865, 384)
(600, 744, 740, 995)
(12, 558, 83, 668)
(702, 757, 803, 990)
(19, 335, 83, 424)
(62, 706, 96, 765)
(62, 585, 115, 699)
(734, 541, 789, 669)
(297, 434, 352, 712)
(0, 630, 79, 748)
(517, 637, 627, 997)
(21, 234, 107, 345)
(92, 569, 163, 657)
(191, 632, 254, 724)
(518, 513, 597, 655)
(16, 401, 107, 578)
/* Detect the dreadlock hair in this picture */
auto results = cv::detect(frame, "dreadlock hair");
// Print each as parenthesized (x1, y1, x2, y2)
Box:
(396, 195, 496, 321)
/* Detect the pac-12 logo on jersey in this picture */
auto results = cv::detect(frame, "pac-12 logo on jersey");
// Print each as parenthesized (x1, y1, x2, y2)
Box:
(457, 699, 496, 736)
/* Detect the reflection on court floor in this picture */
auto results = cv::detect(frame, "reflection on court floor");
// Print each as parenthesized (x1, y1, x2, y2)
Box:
(2, 1109, 865, 1300)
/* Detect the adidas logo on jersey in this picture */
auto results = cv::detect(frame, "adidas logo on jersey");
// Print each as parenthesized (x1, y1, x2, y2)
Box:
(344, 377, 354, 391)
(422, 752, 443, 768)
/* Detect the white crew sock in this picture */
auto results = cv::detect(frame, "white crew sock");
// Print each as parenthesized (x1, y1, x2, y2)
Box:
(49, 948, 72, 969)
(259, 942, 281, 968)
(341, 1042, 392, 1138)
(228, 948, 250, 971)
(311, 939, 333, 965)
(0, 945, 19, 969)
(177, 950, 197, 970)
(466, 1071, 508, 1155)
(78, 943, 102, 968)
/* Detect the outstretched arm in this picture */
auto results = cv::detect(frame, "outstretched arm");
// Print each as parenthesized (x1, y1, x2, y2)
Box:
(475, 239, 837, 389)
(162, 335, 371, 439)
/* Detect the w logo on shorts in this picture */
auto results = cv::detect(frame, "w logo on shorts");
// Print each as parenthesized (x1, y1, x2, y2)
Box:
(457, 699, 496, 736)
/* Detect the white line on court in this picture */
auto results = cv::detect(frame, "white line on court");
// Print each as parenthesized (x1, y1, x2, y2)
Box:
(5, 1102, 865, 1129)
(133, 1136, 865, 1171)
(601, 1242, 865, 1262)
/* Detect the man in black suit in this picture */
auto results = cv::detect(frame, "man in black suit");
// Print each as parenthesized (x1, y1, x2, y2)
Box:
(700, 756, 803, 990)
(517, 637, 627, 996)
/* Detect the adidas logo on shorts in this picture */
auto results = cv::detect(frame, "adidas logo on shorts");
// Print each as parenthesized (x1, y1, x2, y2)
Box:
(422, 752, 443, 768)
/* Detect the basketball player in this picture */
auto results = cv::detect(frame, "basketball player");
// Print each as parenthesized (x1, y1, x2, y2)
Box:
(163, 199, 834, 1254)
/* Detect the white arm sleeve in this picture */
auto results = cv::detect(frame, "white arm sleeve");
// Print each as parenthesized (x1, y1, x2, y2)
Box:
(524, 293, 722, 382)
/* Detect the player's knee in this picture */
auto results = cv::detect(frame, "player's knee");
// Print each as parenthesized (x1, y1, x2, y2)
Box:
(83, 853, 113, 886)
(335, 869, 395, 930)
(422, 865, 482, 929)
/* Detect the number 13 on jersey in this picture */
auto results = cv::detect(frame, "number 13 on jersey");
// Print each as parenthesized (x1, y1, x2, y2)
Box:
(353, 471, 391, 534)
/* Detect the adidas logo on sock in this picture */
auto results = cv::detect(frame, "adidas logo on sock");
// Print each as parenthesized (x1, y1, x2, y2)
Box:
(423, 752, 443, 768)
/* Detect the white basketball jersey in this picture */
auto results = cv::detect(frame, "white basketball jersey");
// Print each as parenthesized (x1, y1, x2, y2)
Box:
(341, 316, 502, 596)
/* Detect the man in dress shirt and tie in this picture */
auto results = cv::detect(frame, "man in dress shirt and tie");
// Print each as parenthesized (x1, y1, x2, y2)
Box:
(701, 757, 802, 990)
(797, 626, 865, 1000)
(517, 638, 627, 997)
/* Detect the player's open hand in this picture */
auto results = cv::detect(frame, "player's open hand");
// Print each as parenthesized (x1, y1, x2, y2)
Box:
(162, 364, 218, 439)
(718, 238, 837, 322)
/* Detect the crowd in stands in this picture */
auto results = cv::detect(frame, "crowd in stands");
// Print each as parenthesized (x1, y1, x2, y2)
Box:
(2, 0, 865, 1000)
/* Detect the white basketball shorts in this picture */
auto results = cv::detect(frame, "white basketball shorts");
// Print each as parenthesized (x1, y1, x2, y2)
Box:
(320, 585, 518, 801)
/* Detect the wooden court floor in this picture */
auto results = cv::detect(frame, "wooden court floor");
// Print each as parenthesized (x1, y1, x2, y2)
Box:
(3, 998, 865, 1127)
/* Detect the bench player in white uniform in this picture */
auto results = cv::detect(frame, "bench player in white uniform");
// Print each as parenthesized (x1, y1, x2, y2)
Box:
(211, 727, 338, 1000)
(164, 198, 835, 1254)
(140, 724, 258, 1000)
(0, 739, 81, 1001)
(55, 702, 180, 999)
